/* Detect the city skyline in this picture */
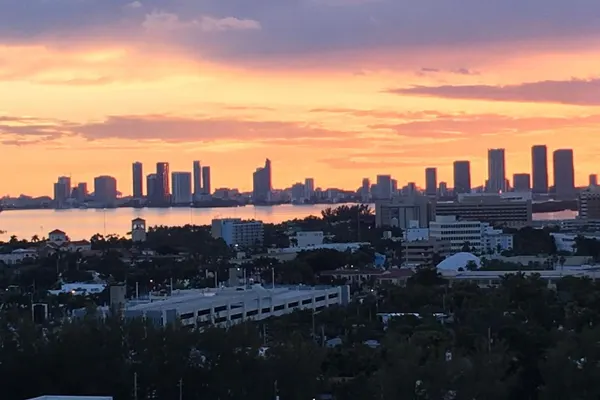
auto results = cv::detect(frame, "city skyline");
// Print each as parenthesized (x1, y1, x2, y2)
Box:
(2, 1, 600, 196)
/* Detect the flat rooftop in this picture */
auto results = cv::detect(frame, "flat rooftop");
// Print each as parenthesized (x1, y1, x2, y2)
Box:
(126, 285, 336, 314)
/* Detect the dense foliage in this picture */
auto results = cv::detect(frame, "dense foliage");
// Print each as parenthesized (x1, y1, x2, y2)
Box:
(3, 270, 600, 399)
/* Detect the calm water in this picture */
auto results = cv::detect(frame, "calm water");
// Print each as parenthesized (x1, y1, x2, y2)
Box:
(0, 206, 578, 241)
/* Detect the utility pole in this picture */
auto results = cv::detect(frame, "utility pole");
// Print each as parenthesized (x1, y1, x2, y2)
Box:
(179, 378, 183, 400)
(133, 372, 138, 400)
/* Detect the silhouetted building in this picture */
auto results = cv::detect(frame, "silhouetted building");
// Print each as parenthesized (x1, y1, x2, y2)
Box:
(487, 148, 506, 193)
(589, 174, 598, 187)
(553, 149, 575, 199)
(146, 174, 157, 200)
(94, 175, 117, 205)
(132, 162, 143, 199)
(453, 161, 471, 194)
(252, 159, 272, 203)
(425, 167, 437, 196)
(375, 175, 393, 199)
(531, 145, 548, 194)
(202, 166, 211, 195)
(513, 173, 531, 192)
(155, 162, 170, 204)
(171, 172, 192, 204)
(193, 160, 202, 196)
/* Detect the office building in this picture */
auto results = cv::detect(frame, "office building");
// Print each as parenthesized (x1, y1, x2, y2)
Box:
(155, 162, 170, 204)
(146, 173, 157, 200)
(513, 173, 531, 192)
(425, 167, 437, 196)
(252, 159, 272, 203)
(436, 194, 532, 228)
(211, 218, 264, 247)
(578, 187, 600, 220)
(531, 145, 549, 194)
(171, 172, 193, 204)
(193, 160, 202, 196)
(291, 182, 305, 202)
(375, 196, 435, 228)
(375, 175, 393, 199)
(132, 162, 143, 198)
(438, 182, 448, 197)
(453, 161, 471, 194)
(429, 215, 513, 253)
(590, 174, 598, 187)
(361, 178, 370, 202)
(202, 166, 211, 195)
(73, 182, 88, 202)
(403, 238, 452, 267)
(93, 175, 118, 205)
(553, 149, 575, 199)
(304, 178, 315, 199)
(487, 148, 506, 193)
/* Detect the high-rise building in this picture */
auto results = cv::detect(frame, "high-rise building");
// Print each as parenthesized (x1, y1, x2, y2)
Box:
(425, 167, 437, 196)
(132, 162, 143, 198)
(53, 176, 72, 208)
(589, 174, 598, 187)
(453, 161, 471, 194)
(146, 174, 157, 200)
(376, 175, 392, 199)
(193, 161, 202, 196)
(304, 178, 315, 199)
(291, 182, 305, 202)
(74, 182, 88, 202)
(171, 172, 193, 204)
(513, 173, 531, 192)
(487, 148, 506, 193)
(155, 162, 170, 204)
(94, 175, 118, 205)
(553, 149, 575, 199)
(438, 182, 448, 197)
(361, 178, 370, 202)
(202, 166, 211, 195)
(252, 159, 272, 203)
(531, 145, 549, 194)
(579, 187, 600, 220)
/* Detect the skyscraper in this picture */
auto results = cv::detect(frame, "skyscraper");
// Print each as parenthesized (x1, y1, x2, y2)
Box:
(425, 167, 437, 196)
(304, 178, 315, 199)
(531, 145, 549, 194)
(146, 174, 157, 200)
(132, 162, 143, 198)
(171, 172, 193, 204)
(193, 160, 202, 196)
(361, 178, 370, 202)
(589, 174, 598, 187)
(94, 175, 118, 205)
(201, 166, 211, 195)
(155, 162, 170, 204)
(553, 149, 575, 199)
(487, 148, 506, 193)
(453, 161, 471, 194)
(252, 159, 272, 203)
(513, 173, 531, 192)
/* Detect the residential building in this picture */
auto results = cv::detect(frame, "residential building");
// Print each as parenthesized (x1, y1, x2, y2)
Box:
(438, 182, 448, 197)
(531, 145, 549, 194)
(93, 175, 117, 205)
(202, 166, 211, 195)
(513, 173, 531, 192)
(453, 161, 471, 194)
(403, 238, 452, 267)
(155, 162, 170, 204)
(429, 215, 513, 253)
(425, 167, 437, 196)
(578, 187, 600, 220)
(304, 178, 315, 199)
(553, 149, 575, 199)
(0, 249, 38, 265)
(291, 182, 305, 203)
(487, 148, 507, 193)
(132, 162, 143, 198)
(53, 176, 71, 207)
(146, 173, 157, 200)
(211, 218, 264, 247)
(171, 172, 193, 204)
(193, 160, 202, 196)
(435, 194, 532, 227)
(291, 231, 324, 247)
(375, 196, 435, 228)
(376, 175, 393, 199)
(253, 159, 272, 203)
(75, 182, 88, 202)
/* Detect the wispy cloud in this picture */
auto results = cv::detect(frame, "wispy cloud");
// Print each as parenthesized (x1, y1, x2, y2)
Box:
(388, 78, 600, 106)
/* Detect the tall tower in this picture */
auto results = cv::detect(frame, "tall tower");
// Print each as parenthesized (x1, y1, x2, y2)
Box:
(425, 167, 437, 196)
(553, 149, 575, 199)
(453, 161, 471, 194)
(155, 162, 170, 204)
(131, 218, 147, 242)
(193, 160, 202, 196)
(132, 162, 143, 199)
(487, 148, 506, 193)
(531, 145, 548, 194)
(201, 166, 211, 195)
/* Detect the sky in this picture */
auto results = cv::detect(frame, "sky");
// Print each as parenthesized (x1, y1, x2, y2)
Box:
(2, 0, 600, 196)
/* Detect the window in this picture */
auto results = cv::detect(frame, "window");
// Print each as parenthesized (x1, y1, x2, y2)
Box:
(328, 293, 338, 299)
(316, 296, 326, 302)
(302, 299, 312, 305)
(262, 307, 271, 313)
(214, 305, 227, 313)
(289, 301, 299, 308)
(180, 312, 194, 320)
(274, 305, 284, 311)
(247, 309, 258, 316)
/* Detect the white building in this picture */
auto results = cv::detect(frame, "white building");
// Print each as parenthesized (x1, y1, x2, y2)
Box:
(291, 231, 324, 247)
(550, 232, 600, 253)
(429, 215, 513, 254)
(0, 248, 38, 265)
(48, 229, 68, 244)
(171, 172, 193, 204)
(268, 242, 369, 255)
(98, 284, 349, 328)
(48, 283, 107, 296)
(131, 218, 147, 242)
(211, 218, 264, 247)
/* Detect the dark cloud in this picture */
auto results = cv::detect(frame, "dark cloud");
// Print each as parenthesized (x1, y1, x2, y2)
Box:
(388, 78, 600, 106)
(1, 0, 600, 64)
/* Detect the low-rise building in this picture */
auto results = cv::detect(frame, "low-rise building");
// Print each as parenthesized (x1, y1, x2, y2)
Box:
(0, 248, 38, 265)
(211, 218, 264, 247)
(291, 231, 324, 247)
(436, 194, 532, 227)
(403, 238, 452, 267)
(375, 195, 435, 229)
(429, 215, 513, 254)
(578, 187, 600, 220)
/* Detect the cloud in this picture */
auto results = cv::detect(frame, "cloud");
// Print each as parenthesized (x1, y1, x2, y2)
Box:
(142, 12, 260, 32)
(389, 78, 600, 106)
(0, 116, 72, 145)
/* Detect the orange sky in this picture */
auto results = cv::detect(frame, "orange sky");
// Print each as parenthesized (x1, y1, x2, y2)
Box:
(2, 18, 600, 196)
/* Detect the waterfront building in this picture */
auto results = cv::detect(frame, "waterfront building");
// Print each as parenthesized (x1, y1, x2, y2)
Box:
(531, 145, 549, 194)
(513, 173, 531, 192)
(211, 218, 264, 247)
(93, 175, 117, 205)
(193, 160, 202, 196)
(578, 186, 600, 220)
(171, 172, 193, 204)
(453, 161, 471, 194)
(132, 162, 143, 198)
(202, 166, 212, 195)
(425, 167, 437, 196)
(252, 159, 272, 203)
(553, 149, 575, 199)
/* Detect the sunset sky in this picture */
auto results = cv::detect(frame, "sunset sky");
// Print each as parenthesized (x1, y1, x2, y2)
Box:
(2, 0, 600, 196)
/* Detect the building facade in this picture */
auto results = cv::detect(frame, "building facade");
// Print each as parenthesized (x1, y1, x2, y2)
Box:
(375, 196, 435, 228)
(425, 167, 437, 196)
(252, 159, 272, 203)
(453, 161, 471, 194)
(211, 218, 264, 247)
(93, 175, 117, 205)
(429, 215, 513, 253)
(193, 160, 202, 196)
(202, 166, 211, 195)
(513, 173, 531, 192)
(132, 162, 143, 199)
(171, 172, 193, 204)
(553, 149, 575, 199)
(154, 162, 170, 204)
(487, 148, 507, 193)
(531, 145, 549, 194)
(578, 187, 600, 220)
(435, 195, 532, 227)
